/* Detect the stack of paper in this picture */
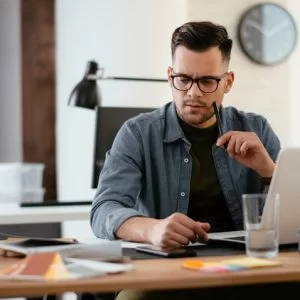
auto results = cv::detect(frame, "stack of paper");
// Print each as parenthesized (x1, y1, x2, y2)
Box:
(1, 251, 133, 280)
(0, 238, 123, 261)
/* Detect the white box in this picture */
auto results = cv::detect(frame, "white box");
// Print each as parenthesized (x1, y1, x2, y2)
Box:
(0, 163, 45, 189)
(0, 188, 22, 203)
(21, 188, 45, 203)
(21, 163, 45, 189)
(0, 163, 22, 188)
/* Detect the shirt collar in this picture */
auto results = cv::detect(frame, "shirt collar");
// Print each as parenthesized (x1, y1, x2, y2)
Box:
(219, 104, 229, 134)
(164, 101, 229, 143)
(164, 102, 185, 143)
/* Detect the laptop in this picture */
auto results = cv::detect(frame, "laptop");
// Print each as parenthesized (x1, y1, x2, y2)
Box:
(207, 147, 300, 245)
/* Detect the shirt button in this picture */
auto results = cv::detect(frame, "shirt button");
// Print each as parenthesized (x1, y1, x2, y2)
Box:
(184, 158, 189, 163)
(180, 192, 186, 197)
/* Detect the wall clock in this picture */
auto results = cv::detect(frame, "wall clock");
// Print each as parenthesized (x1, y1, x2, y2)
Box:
(238, 3, 297, 65)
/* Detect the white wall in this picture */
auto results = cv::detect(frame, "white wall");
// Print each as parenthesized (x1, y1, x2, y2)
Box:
(0, 0, 22, 162)
(287, 1, 300, 146)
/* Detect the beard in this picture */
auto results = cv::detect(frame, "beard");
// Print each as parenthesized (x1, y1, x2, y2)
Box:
(185, 111, 215, 127)
(178, 105, 215, 128)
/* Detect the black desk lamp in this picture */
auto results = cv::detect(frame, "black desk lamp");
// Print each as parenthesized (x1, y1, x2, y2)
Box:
(68, 60, 167, 110)
(68, 60, 167, 187)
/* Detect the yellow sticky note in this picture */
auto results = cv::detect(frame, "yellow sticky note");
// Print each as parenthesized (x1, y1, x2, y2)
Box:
(44, 252, 69, 280)
(221, 257, 281, 268)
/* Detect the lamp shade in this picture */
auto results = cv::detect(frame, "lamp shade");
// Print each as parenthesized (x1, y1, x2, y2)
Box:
(68, 60, 101, 110)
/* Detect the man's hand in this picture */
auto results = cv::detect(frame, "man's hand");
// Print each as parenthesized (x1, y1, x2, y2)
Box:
(216, 131, 275, 177)
(147, 213, 210, 249)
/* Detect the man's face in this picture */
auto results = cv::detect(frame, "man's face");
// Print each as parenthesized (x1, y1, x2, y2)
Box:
(167, 46, 234, 128)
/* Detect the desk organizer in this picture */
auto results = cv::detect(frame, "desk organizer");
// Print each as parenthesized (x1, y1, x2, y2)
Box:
(0, 163, 45, 203)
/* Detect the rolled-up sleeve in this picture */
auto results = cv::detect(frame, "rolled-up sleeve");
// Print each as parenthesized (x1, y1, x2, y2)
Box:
(90, 120, 148, 240)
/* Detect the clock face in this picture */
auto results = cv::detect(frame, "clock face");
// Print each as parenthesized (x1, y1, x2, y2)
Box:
(238, 3, 297, 65)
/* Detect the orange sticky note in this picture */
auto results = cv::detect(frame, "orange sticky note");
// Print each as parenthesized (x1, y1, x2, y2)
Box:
(182, 260, 205, 270)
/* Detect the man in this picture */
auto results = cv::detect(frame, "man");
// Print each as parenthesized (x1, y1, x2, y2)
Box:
(90, 21, 280, 249)
(88, 20, 286, 300)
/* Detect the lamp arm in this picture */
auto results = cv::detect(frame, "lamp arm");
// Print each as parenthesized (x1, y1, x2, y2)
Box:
(87, 74, 167, 82)
(107, 76, 167, 82)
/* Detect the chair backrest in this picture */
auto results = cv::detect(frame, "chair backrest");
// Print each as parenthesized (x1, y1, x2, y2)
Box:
(92, 106, 154, 188)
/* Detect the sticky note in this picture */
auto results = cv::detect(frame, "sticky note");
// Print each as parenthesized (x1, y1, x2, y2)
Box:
(182, 260, 205, 270)
(182, 260, 243, 272)
(182, 257, 280, 273)
(199, 265, 230, 272)
(220, 257, 281, 268)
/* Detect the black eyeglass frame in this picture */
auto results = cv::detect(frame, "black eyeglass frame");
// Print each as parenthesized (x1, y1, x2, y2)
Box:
(170, 69, 228, 93)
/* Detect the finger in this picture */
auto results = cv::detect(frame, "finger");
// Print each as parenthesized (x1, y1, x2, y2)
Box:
(173, 222, 197, 241)
(226, 134, 236, 157)
(175, 213, 199, 229)
(168, 231, 190, 246)
(240, 139, 260, 154)
(175, 213, 211, 233)
(240, 141, 249, 156)
(198, 222, 211, 232)
(235, 136, 245, 155)
(193, 223, 211, 243)
(174, 214, 210, 242)
(216, 136, 229, 147)
(193, 223, 210, 241)
(216, 131, 234, 147)
(160, 239, 182, 250)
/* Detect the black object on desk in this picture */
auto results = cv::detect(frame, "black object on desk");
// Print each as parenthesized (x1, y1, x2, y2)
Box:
(136, 245, 197, 258)
(20, 200, 92, 207)
(127, 245, 245, 260)
(127, 242, 298, 260)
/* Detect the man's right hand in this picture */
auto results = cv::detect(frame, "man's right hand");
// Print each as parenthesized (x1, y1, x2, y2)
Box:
(147, 213, 210, 249)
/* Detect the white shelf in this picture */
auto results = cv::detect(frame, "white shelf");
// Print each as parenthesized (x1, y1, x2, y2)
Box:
(0, 203, 90, 225)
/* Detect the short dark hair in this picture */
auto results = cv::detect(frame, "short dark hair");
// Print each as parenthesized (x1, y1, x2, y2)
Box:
(171, 21, 233, 63)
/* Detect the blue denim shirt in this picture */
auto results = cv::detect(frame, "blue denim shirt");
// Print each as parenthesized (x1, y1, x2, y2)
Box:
(90, 102, 281, 240)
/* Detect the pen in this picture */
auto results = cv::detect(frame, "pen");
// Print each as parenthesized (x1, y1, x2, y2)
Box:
(212, 101, 228, 149)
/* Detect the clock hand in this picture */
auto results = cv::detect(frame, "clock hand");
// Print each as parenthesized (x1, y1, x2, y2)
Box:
(245, 19, 268, 36)
(265, 20, 289, 37)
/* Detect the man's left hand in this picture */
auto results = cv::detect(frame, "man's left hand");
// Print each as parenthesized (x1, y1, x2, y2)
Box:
(216, 130, 275, 177)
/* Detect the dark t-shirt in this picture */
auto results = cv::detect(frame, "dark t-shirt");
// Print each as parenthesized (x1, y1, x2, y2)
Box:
(178, 117, 234, 232)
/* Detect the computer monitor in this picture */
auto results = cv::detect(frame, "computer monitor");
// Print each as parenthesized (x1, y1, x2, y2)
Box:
(92, 106, 154, 188)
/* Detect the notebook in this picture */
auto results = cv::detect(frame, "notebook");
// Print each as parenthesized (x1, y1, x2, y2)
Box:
(207, 147, 300, 245)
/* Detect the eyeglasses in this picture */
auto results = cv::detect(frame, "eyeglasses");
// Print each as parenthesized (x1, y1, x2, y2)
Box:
(170, 69, 228, 93)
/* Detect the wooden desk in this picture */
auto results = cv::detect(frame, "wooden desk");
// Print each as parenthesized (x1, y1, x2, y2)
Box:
(0, 252, 299, 297)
